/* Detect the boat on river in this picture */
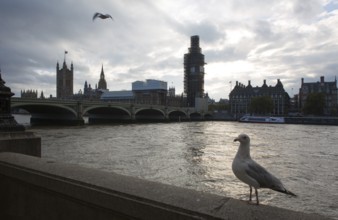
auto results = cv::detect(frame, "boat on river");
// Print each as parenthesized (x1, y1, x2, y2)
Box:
(239, 115, 285, 123)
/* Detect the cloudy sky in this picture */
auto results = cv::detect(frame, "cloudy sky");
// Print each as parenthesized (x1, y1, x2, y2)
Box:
(1, 0, 338, 100)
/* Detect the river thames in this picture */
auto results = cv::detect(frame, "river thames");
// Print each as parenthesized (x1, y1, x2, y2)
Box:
(15, 115, 338, 219)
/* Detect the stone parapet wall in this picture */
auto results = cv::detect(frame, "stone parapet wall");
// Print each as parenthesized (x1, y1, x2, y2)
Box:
(0, 153, 331, 220)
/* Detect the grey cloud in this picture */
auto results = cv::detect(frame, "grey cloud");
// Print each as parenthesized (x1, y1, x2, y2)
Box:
(292, 0, 324, 21)
(183, 21, 225, 44)
(205, 46, 247, 63)
(251, 20, 278, 42)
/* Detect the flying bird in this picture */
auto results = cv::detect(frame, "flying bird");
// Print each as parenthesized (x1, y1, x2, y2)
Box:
(92, 12, 113, 21)
(232, 133, 296, 205)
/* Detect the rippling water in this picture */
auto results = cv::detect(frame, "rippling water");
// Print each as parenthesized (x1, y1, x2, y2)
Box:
(15, 115, 338, 219)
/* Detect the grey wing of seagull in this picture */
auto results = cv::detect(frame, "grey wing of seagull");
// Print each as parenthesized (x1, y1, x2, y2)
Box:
(104, 14, 113, 20)
(245, 160, 284, 190)
(93, 13, 99, 21)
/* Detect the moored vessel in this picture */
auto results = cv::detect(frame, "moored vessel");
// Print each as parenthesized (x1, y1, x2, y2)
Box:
(239, 115, 285, 123)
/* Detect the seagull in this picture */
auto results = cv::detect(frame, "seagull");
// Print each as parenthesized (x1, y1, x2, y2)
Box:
(232, 133, 296, 205)
(92, 12, 113, 21)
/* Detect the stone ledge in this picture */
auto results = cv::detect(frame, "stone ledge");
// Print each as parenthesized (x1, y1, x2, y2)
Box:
(0, 152, 332, 220)
(0, 131, 37, 139)
(0, 132, 41, 157)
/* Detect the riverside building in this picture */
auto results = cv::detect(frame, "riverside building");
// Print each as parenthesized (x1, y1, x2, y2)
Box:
(299, 76, 337, 115)
(229, 79, 290, 117)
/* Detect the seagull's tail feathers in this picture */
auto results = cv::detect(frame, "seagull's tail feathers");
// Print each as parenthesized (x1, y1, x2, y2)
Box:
(273, 188, 297, 197)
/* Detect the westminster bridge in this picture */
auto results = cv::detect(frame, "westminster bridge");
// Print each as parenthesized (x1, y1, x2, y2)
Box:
(11, 98, 212, 125)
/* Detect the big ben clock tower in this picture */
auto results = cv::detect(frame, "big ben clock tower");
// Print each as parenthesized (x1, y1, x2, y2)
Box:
(183, 35, 206, 107)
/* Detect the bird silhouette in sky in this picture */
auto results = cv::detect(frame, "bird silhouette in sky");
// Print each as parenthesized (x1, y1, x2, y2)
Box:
(92, 13, 113, 21)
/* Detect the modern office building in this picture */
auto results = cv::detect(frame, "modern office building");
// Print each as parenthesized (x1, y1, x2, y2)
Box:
(183, 35, 206, 107)
(101, 79, 168, 105)
(100, 90, 134, 102)
(132, 79, 167, 105)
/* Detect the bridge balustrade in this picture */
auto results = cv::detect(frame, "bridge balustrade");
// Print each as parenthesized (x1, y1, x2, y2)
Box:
(11, 98, 205, 125)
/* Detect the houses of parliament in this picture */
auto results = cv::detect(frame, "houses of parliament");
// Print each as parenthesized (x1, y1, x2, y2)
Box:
(23, 35, 208, 109)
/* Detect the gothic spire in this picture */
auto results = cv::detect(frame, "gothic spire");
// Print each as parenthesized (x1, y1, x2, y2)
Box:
(100, 64, 105, 79)
(98, 64, 107, 90)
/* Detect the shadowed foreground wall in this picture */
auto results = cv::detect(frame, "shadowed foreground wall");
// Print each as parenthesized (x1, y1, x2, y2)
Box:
(0, 153, 331, 220)
(0, 132, 41, 157)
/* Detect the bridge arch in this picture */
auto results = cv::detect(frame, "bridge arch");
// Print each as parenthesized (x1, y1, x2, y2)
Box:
(11, 103, 81, 125)
(190, 112, 203, 120)
(135, 108, 165, 121)
(168, 110, 188, 121)
(83, 106, 131, 124)
(12, 103, 78, 116)
(83, 106, 131, 116)
(204, 113, 213, 120)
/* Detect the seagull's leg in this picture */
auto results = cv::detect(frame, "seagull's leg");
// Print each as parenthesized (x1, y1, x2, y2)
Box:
(255, 188, 259, 205)
(249, 186, 252, 202)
